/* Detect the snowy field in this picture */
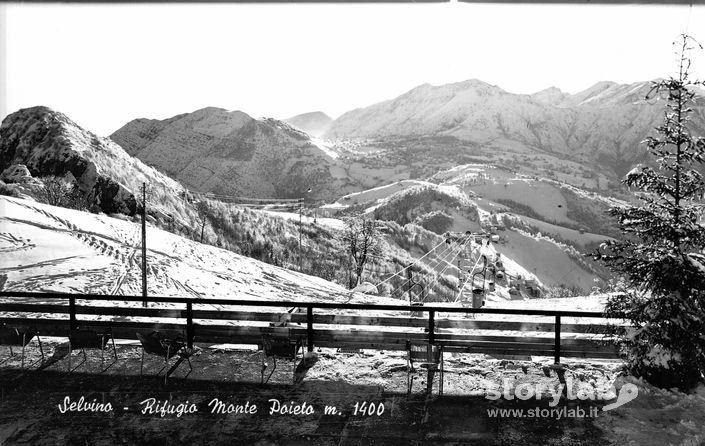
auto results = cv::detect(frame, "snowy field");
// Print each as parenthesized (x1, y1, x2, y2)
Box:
(0, 196, 388, 305)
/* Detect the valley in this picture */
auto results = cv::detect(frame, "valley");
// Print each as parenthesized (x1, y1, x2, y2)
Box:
(2, 77, 703, 302)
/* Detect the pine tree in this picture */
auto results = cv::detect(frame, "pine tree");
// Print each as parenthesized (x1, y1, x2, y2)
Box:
(595, 35, 705, 389)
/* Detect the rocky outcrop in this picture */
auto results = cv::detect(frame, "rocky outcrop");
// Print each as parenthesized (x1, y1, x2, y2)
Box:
(0, 164, 41, 185)
(0, 106, 184, 215)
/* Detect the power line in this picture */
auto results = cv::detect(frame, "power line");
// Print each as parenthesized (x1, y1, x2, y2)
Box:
(198, 191, 303, 203)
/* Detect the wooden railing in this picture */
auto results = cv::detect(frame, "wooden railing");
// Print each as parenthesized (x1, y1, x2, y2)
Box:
(0, 291, 623, 363)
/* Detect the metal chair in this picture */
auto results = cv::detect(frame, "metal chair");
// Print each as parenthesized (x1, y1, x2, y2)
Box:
(406, 341, 444, 396)
(0, 324, 44, 368)
(136, 331, 192, 384)
(260, 334, 303, 385)
(67, 328, 117, 372)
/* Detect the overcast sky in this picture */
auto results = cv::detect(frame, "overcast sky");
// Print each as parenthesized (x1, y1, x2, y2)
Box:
(1, 2, 704, 136)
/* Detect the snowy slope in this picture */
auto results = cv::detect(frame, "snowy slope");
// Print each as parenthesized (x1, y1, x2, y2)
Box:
(0, 196, 395, 306)
(1, 195, 614, 327)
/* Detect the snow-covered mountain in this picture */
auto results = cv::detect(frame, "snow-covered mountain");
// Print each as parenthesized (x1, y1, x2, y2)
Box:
(325, 79, 705, 178)
(284, 111, 333, 138)
(0, 106, 188, 216)
(111, 107, 353, 201)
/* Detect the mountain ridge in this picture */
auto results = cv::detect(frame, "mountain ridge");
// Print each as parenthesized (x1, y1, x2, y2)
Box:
(111, 107, 353, 200)
(324, 78, 705, 178)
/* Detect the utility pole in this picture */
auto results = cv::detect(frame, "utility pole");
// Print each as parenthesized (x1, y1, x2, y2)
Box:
(298, 198, 303, 272)
(141, 183, 147, 307)
(298, 188, 312, 272)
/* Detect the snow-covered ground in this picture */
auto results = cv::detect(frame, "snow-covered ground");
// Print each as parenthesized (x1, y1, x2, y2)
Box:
(2, 196, 705, 444)
(0, 196, 381, 305)
(260, 209, 346, 231)
(0, 195, 608, 327)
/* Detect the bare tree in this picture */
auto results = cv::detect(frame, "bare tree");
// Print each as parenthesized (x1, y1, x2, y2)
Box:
(37, 176, 88, 210)
(342, 216, 383, 288)
(196, 200, 210, 243)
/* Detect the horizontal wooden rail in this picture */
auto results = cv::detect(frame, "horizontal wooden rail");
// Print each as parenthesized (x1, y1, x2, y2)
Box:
(0, 291, 623, 362)
(0, 291, 610, 317)
(0, 304, 618, 333)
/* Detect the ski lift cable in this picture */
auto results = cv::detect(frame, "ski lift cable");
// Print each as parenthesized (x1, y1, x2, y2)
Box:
(463, 247, 486, 288)
(385, 236, 469, 296)
(374, 237, 450, 287)
(204, 196, 303, 204)
(424, 242, 456, 271)
(385, 244, 455, 297)
(392, 234, 471, 298)
(430, 234, 471, 280)
(455, 273, 474, 303)
(389, 243, 465, 299)
(420, 238, 474, 303)
(198, 191, 304, 203)
(423, 235, 472, 295)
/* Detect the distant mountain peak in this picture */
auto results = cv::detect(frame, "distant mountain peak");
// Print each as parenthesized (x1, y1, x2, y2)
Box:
(192, 106, 229, 114)
(284, 111, 333, 138)
(111, 107, 347, 200)
(531, 86, 567, 105)
(324, 77, 704, 179)
(589, 80, 619, 90)
(453, 78, 499, 88)
(534, 86, 564, 95)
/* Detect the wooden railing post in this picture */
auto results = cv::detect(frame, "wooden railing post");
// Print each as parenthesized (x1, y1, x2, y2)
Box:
(307, 305, 313, 352)
(69, 296, 77, 330)
(554, 315, 561, 364)
(186, 302, 194, 349)
(428, 310, 435, 344)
